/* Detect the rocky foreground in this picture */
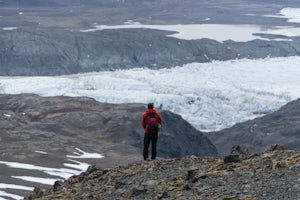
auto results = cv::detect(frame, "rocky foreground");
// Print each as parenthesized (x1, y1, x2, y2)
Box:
(27, 146, 300, 200)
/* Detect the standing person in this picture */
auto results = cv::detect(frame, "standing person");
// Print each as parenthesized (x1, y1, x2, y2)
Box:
(141, 103, 162, 160)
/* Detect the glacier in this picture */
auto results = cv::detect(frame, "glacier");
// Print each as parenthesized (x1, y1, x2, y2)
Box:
(1, 56, 300, 132)
(1, 6, 300, 200)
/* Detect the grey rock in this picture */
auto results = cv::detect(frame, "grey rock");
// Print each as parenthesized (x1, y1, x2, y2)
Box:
(0, 28, 226, 76)
(27, 187, 44, 200)
(1, 27, 300, 76)
(53, 181, 64, 192)
(26, 150, 300, 200)
(224, 155, 240, 163)
(158, 191, 170, 199)
(130, 186, 146, 197)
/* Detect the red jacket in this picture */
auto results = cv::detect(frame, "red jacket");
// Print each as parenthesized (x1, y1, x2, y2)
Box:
(141, 109, 162, 132)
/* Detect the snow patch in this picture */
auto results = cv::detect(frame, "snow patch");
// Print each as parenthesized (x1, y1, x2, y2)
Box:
(11, 176, 60, 186)
(0, 183, 33, 191)
(64, 159, 90, 171)
(2, 27, 18, 31)
(280, 7, 300, 23)
(0, 161, 81, 179)
(35, 150, 48, 154)
(0, 191, 23, 200)
(80, 23, 300, 42)
(67, 148, 104, 159)
(81, 8, 300, 42)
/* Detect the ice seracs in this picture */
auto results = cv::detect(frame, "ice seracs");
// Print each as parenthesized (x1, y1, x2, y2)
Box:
(1, 56, 300, 132)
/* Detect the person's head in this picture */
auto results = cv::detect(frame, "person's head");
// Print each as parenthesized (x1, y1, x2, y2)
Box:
(148, 103, 154, 109)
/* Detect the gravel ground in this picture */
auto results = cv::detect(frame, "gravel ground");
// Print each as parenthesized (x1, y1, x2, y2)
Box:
(28, 149, 300, 200)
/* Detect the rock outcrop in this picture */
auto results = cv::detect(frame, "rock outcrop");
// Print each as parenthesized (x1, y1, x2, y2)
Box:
(27, 148, 300, 200)
(206, 98, 300, 156)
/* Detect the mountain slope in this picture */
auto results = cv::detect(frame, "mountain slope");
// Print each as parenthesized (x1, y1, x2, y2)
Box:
(27, 148, 300, 200)
(206, 98, 300, 155)
(2, 28, 300, 76)
(0, 93, 217, 198)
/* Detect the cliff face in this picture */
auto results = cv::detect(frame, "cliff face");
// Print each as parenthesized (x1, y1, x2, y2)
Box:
(1, 28, 300, 76)
(206, 98, 300, 156)
(27, 148, 300, 200)
(0, 28, 230, 76)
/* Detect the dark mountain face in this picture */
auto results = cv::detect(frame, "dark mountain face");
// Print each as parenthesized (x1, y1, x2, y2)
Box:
(206, 98, 300, 156)
(0, 93, 218, 158)
(1, 27, 300, 76)
(0, 93, 217, 197)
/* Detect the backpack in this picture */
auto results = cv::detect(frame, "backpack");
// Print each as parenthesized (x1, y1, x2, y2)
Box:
(146, 113, 159, 133)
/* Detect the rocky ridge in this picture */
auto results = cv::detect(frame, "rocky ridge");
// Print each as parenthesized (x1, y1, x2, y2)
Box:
(207, 98, 300, 156)
(0, 93, 217, 160)
(27, 146, 300, 200)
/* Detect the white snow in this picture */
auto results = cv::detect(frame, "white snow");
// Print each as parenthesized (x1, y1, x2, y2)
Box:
(2, 27, 18, 31)
(0, 148, 102, 181)
(1, 56, 300, 131)
(0, 147, 104, 199)
(279, 8, 300, 23)
(0, 183, 33, 191)
(0, 160, 81, 179)
(80, 7, 300, 42)
(81, 23, 300, 42)
(124, 20, 141, 25)
(0, 191, 23, 200)
(64, 159, 90, 171)
(3, 114, 11, 117)
(11, 176, 60, 186)
(67, 148, 104, 159)
(35, 150, 48, 154)
(247, 8, 300, 24)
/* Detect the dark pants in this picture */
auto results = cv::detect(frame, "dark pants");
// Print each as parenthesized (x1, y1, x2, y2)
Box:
(143, 132, 158, 160)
